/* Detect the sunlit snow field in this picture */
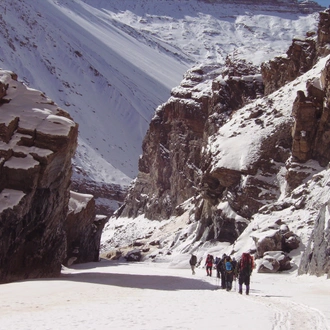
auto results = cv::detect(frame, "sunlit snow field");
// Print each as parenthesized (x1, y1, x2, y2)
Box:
(0, 260, 329, 330)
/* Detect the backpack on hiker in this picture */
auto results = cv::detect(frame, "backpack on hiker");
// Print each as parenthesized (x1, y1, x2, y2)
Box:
(190, 255, 197, 266)
(225, 261, 232, 272)
(206, 254, 213, 267)
(240, 253, 254, 274)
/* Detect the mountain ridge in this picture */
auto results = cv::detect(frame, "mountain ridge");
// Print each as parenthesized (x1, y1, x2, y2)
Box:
(0, 1, 322, 215)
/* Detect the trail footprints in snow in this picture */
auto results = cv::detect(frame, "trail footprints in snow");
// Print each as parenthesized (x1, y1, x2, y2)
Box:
(250, 295, 329, 330)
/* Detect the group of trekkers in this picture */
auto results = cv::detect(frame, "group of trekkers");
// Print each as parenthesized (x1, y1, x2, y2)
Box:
(189, 252, 254, 295)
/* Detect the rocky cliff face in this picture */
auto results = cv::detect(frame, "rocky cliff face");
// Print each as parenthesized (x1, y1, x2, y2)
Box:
(115, 9, 330, 276)
(65, 191, 107, 266)
(298, 43, 330, 277)
(0, 70, 78, 282)
(261, 9, 330, 96)
(0, 70, 104, 283)
(118, 54, 288, 245)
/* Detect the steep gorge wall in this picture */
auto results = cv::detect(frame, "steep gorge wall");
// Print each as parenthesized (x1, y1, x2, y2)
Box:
(298, 54, 330, 277)
(119, 58, 269, 243)
(118, 9, 330, 252)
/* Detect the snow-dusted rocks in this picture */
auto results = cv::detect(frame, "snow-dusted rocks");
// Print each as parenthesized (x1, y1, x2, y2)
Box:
(106, 9, 330, 277)
(125, 249, 143, 262)
(251, 221, 300, 261)
(258, 251, 292, 273)
(261, 36, 317, 95)
(299, 203, 330, 276)
(318, 9, 330, 56)
(0, 70, 78, 283)
(0, 70, 105, 283)
(261, 8, 330, 96)
(65, 191, 107, 266)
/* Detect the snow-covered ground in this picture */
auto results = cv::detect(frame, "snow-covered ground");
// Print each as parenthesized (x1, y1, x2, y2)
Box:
(0, 260, 328, 330)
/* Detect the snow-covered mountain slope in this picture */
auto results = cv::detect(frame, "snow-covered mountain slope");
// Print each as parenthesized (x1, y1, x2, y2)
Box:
(0, 0, 321, 191)
(101, 52, 330, 277)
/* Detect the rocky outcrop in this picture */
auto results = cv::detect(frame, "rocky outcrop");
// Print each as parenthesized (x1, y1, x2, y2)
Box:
(64, 191, 107, 266)
(313, 59, 330, 165)
(296, 58, 330, 277)
(0, 70, 78, 282)
(291, 90, 319, 163)
(118, 58, 274, 244)
(261, 37, 317, 95)
(113, 9, 330, 276)
(258, 251, 292, 273)
(286, 59, 330, 188)
(261, 9, 330, 96)
(299, 203, 330, 277)
(0, 70, 104, 283)
(318, 9, 330, 57)
(71, 179, 126, 216)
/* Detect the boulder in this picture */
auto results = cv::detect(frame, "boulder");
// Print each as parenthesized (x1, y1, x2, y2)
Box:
(0, 70, 79, 283)
(125, 249, 142, 262)
(252, 223, 300, 258)
(258, 251, 292, 273)
(64, 191, 107, 266)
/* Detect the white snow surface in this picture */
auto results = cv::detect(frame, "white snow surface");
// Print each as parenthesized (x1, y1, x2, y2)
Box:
(0, 260, 329, 329)
(0, 0, 320, 184)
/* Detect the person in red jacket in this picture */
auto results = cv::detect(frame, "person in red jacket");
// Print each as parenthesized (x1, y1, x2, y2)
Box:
(205, 254, 214, 276)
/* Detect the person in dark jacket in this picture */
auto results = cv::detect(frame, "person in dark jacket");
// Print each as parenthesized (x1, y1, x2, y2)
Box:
(231, 257, 238, 281)
(189, 254, 197, 275)
(216, 254, 227, 289)
(214, 257, 221, 278)
(238, 253, 254, 295)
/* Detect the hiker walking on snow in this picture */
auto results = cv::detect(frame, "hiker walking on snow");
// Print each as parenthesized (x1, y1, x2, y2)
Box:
(205, 254, 214, 276)
(238, 252, 254, 295)
(231, 257, 238, 281)
(214, 257, 221, 278)
(216, 254, 227, 289)
(225, 256, 234, 291)
(189, 254, 197, 275)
